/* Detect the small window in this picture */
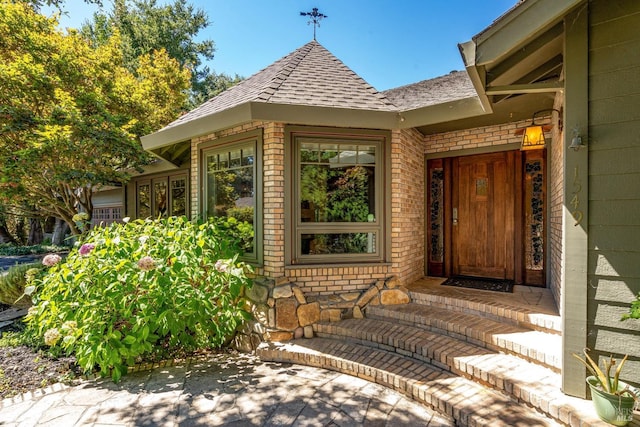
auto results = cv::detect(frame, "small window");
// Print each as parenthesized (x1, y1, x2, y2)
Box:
(135, 173, 188, 219)
(91, 206, 122, 227)
(201, 132, 262, 264)
(291, 131, 386, 264)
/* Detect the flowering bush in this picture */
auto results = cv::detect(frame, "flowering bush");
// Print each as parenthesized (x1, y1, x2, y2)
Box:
(25, 216, 253, 382)
(42, 254, 62, 267)
(78, 243, 95, 256)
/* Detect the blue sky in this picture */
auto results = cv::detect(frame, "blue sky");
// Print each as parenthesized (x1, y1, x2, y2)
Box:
(51, 0, 517, 91)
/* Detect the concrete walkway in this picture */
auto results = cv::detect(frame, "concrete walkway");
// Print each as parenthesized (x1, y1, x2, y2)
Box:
(0, 352, 454, 426)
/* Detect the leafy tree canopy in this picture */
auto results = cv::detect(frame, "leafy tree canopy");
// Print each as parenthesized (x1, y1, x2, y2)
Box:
(20, 0, 101, 12)
(81, 0, 242, 108)
(0, 0, 191, 234)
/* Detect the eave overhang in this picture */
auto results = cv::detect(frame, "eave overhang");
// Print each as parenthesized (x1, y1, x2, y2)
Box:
(398, 96, 489, 130)
(458, 0, 583, 106)
(142, 101, 403, 157)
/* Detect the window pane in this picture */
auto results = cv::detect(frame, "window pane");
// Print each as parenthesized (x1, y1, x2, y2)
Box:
(219, 153, 229, 170)
(154, 181, 168, 217)
(230, 148, 241, 168)
(318, 144, 339, 163)
(300, 142, 320, 162)
(242, 146, 254, 166)
(138, 184, 150, 218)
(299, 164, 375, 223)
(171, 177, 187, 217)
(205, 144, 256, 254)
(301, 233, 376, 255)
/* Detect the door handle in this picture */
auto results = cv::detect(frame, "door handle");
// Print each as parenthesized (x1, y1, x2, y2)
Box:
(453, 207, 458, 225)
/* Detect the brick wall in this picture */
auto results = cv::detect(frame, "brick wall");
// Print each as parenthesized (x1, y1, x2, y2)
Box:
(391, 128, 426, 284)
(548, 96, 565, 307)
(286, 265, 390, 295)
(424, 119, 532, 154)
(262, 122, 286, 278)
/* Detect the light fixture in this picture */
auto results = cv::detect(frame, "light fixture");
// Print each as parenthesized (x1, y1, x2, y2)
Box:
(516, 108, 562, 151)
(569, 128, 585, 151)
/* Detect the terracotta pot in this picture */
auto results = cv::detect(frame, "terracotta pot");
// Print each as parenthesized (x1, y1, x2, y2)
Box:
(586, 376, 637, 426)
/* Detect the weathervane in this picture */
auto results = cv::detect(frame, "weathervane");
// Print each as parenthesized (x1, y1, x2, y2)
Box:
(300, 7, 327, 41)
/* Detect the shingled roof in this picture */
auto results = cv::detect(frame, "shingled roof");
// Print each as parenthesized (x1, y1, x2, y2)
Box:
(143, 41, 488, 153)
(383, 71, 477, 111)
(161, 40, 397, 132)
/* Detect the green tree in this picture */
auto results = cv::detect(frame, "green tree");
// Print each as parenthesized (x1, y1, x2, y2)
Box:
(0, 1, 191, 235)
(81, 0, 242, 108)
(20, 0, 101, 12)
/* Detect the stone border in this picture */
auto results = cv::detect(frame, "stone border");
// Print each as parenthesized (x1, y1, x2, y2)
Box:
(235, 275, 411, 351)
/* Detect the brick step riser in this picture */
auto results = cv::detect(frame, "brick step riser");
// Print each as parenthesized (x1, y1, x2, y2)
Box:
(409, 291, 562, 335)
(314, 324, 567, 423)
(366, 306, 561, 372)
(257, 341, 565, 427)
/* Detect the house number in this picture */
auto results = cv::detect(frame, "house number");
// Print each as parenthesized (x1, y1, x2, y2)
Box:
(571, 166, 583, 226)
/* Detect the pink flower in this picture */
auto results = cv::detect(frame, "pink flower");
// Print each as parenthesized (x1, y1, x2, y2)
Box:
(137, 256, 156, 271)
(42, 254, 62, 267)
(215, 260, 229, 273)
(79, 243, 95, 256)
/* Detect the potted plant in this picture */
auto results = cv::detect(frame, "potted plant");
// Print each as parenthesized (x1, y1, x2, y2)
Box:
(573, 348, 639, 426)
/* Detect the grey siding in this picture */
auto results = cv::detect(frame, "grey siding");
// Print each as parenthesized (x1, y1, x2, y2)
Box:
(588, 0, 640, 385)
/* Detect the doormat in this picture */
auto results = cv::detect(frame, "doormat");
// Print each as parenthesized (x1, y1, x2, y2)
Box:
(442, 276, 514, 293)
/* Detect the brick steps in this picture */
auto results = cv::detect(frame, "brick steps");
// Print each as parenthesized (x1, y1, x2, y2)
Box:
(408, 287, 561, 334)
(257, 338, 562, 427)
(256, 282, 623, 427)
(366, 303, 561, 371)
(312, 317, 601, 426)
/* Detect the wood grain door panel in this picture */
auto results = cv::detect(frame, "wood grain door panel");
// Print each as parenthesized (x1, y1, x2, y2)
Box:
(452, 152, 515, 279)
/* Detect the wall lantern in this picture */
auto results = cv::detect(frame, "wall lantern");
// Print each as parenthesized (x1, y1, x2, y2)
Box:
(516, 109, 562, 151)
(568, 128, 586, 151)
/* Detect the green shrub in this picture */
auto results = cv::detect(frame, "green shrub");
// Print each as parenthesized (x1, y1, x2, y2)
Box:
(0, 244, 69, 256)
(211, 216, 254, 255)
(25, 216, 253, 382)
(0, 263, 47, 308)
(622, 293, 640, 320)
(226, 207, 254, 223)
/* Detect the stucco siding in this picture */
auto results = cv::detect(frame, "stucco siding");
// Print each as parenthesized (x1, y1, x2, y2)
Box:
(588, 0, 640, 384)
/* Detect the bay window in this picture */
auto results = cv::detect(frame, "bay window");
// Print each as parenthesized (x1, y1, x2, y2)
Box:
(201, 131, 262, 264)
(289, 129, 387, 264)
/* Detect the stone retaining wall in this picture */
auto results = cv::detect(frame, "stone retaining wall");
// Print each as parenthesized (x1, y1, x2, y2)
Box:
(234, 275, 411, 352)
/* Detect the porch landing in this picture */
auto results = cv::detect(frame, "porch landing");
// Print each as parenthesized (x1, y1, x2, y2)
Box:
(258, 277, 640, 427)
(407, 276, 561, 332)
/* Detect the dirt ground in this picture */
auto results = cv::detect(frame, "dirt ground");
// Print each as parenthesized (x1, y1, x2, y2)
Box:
(1, 255, 83, 399)
(0, 342, 81, 399)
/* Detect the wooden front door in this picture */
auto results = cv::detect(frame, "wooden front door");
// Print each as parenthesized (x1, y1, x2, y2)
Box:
(452, 152, 516, 279)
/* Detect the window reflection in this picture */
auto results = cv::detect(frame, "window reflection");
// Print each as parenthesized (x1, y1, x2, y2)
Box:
(295, 137, 382, 262)
(154, 181, 168, 217)
(205, 143, 256, 254)
(136, 175, 187, 219)
(300, 144, 376, 223)
(138, 183, 151, 218)
(171, 178, 186, 217)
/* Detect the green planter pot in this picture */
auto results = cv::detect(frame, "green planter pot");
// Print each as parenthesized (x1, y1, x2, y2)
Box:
(587, 376, 637, 426)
